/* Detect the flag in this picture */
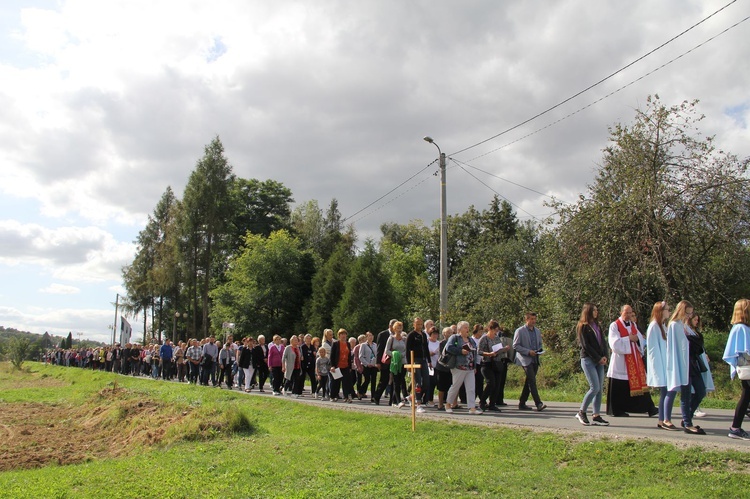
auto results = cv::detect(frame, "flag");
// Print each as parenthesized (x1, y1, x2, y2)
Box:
(120, 317, 132, 345)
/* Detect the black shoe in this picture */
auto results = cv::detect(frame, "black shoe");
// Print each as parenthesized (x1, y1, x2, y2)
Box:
(487, 406, 501, 412)
(575, 411, 590, 426)
(498, 402, 508, 406)
(535, 403, 547, 412)
(648, 408, 659, 417)
(613, 412, 630, 417)
(479, 402, 488, 411)
(518, 404, 532, 411)
(591, 415, 610, 426)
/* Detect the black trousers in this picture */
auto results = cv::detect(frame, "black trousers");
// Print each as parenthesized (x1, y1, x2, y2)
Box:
(733, 379, 750, 428)
(481, 363, 502, 407)
(255, 364, 269, 390)
(359, 366, 378, 397)
(373, 363, 392, 402)
(271, 366, 283, 393)
(331, 367, 355, 399)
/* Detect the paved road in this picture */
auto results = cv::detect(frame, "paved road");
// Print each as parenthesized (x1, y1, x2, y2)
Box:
(233, 388, 750, 452)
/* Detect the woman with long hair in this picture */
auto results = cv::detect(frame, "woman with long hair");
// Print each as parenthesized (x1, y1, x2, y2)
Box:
(666, 300, 705, 435)
(647, 301, 678, 430)
(723, 299, 750, 440)
(575, 303, 609, 426)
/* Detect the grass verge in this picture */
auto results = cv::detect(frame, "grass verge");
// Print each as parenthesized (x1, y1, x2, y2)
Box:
(0, 363, 749, 498)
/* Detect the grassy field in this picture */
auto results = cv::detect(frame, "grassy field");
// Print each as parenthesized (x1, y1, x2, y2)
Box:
(1, 362, 749, 498)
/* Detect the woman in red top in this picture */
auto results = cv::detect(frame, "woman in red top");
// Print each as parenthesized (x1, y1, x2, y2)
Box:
(330, 329, 355, 402)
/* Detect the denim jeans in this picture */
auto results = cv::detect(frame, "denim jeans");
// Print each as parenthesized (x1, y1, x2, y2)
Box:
(681, 372, 706, 426)
(580, 357, 604, 415)
(658, 386, 677, 422)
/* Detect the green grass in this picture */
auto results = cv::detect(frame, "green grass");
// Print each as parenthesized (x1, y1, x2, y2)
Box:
(1, 363, 749, 498)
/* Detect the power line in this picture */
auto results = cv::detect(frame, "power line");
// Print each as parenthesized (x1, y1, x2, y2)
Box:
(450, 157, 564, 202)
(341, 3, 748, 229)
(451, 158, 542, 221)
(461, 13, 750, 164)
(342, 159, 437, 223)
(347, 163, 462, 226)
(449, 0, 740, 156)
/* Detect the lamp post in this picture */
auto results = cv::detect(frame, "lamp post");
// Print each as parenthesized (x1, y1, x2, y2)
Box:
(423, 136, 448, 328)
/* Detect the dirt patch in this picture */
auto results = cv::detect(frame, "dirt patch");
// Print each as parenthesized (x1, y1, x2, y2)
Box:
(0, 388, 185, 471)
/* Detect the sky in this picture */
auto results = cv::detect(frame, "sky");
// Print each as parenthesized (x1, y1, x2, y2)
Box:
(0, 0, 748, 344)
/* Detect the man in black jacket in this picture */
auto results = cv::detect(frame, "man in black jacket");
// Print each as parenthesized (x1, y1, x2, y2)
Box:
(406, 317, 432, 412)
(372, 319, 398, 405)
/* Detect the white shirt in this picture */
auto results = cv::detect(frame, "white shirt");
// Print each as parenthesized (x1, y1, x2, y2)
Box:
(606, 319, 644, 381)
(428, 339, 440, 368)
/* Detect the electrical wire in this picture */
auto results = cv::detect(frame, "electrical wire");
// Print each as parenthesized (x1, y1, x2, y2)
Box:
(455, 14, 750, 194)
(342, 159, 437, 223)
(341, 3, 748, 228)
(450, 157, 563, 202)
(451, 158, 541, 221)
(346, 163, 461, 226)
(448, 0, 741, 156)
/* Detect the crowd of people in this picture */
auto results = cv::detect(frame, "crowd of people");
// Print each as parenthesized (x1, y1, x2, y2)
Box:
(44, 300, 750, 441)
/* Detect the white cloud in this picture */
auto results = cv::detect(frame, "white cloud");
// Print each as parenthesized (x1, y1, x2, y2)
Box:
(0, 305, 116, 344)
(39, 283, 80, 295)
(0, 0, 749, 332)
(0, 220, 135, 282)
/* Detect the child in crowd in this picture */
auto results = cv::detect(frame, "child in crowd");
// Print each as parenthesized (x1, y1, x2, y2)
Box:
(316, 347, 331, 401)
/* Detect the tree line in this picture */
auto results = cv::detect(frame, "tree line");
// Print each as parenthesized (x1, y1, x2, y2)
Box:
(123, 96, 750, 370)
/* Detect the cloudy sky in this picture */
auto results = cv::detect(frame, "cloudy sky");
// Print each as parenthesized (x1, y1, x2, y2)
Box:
(1, 0, 748, 344)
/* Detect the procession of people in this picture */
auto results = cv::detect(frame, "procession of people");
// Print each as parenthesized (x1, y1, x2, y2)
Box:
(44, 300, 750, 441)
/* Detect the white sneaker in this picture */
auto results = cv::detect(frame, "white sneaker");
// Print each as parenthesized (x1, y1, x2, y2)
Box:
(694, 409, 707, 418)
(416, 406, 426, 413)
(470, 408, 483, 415)
(445, 405, 454, 414)
(397, 401, 406, 409)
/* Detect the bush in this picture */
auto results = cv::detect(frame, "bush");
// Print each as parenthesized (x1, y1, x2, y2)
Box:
(7, 337, 31, 369)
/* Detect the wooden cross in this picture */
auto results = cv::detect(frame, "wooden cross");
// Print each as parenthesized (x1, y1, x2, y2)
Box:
(403, 351, 421, 432)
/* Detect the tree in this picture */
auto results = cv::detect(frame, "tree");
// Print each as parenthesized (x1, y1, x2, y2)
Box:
(547, 96, 750, 327)
(181, 137, 235, 336)
(291, 200, 326, 255)
(380, 240, 436, 320)
(7, 337, 31, 369)
(449, 221, 543, 327)
(228, 178, 294, 245)
(333, 239, 399, 333)
(210, 230, 314, 337)
(305, 243, 354, 335)
(482, 195, 518, 243)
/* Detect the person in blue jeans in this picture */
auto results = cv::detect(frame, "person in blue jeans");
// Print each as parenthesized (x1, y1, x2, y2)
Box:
(575, 303, 610, 426)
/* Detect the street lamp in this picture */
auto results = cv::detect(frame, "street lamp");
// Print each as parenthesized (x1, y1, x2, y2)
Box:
(423, 136, 448, 328)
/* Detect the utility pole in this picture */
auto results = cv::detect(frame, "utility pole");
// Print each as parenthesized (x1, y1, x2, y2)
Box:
(423, 137, 448, 328)
(112, 293, 119, 346)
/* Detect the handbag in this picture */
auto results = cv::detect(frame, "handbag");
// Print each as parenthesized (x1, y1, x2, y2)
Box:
(737, 353, 750, 381)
